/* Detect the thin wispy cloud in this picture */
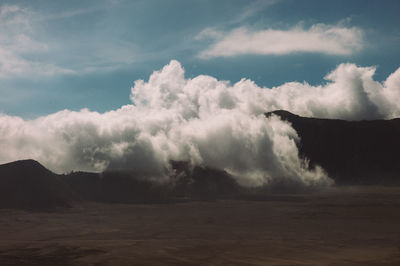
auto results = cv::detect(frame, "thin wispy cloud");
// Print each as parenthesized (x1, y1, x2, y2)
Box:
(0, 4, 139, 79)
(40, 6, 104, 21)
(0, 5, 74, 78)
(197, 24, 363, 59)
(228, 0, 283, 25)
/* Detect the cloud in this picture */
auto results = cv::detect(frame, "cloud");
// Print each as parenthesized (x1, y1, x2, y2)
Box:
(0, 5, 74, 78)
(0, 4, 136, 79)
(266, 63, 400, 120)
(228, 0, 283, 25)
(197, 24, 363, 58)
(1, 60, 399, 188)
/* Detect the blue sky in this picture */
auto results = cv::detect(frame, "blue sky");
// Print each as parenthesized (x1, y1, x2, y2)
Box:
(1, 0, 399, 118)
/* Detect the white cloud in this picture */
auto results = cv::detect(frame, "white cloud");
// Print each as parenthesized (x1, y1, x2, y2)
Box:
(1, 60, 399, 188)
(197, 24, 363, 58)
(265, 63, 400, 120)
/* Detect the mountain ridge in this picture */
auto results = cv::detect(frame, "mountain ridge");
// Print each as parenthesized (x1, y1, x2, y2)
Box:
(1, 110, 400, 210)
(266, 110, 400, 184)
(0, 159, 74, 210)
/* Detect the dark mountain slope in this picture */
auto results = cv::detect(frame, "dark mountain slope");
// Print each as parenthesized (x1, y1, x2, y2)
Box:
(171, 161, 241, 200)
(3, 111, 399, 210)
(62, 162, 241, 203)
(62, 171, 101, 201)
(62, 171, 170, 203)
(266, 110, 400, 184)
(0, 160, 74, 210)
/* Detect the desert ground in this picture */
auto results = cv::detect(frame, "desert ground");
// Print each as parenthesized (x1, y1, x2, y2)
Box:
(0, 186, 399, 265)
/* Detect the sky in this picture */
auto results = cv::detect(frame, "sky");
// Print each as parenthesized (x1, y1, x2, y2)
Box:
(0, 0, 400, 186)
(1, 0, 399, 118)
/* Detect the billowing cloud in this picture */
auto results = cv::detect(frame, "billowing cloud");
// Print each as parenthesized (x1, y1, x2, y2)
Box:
(1, 60, 399, 188)
(266, 63, 400, 120)
(197, 24, 363, 58)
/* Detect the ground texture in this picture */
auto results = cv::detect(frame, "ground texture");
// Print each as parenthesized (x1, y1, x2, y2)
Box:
(0, 186, 399, 265)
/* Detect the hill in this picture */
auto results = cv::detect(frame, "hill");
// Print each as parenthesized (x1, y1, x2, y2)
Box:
(62, 163, 241, 203)
(266, 110, 400, 184)
(0, 160, 74, 210)
(2, 111, 400, 210)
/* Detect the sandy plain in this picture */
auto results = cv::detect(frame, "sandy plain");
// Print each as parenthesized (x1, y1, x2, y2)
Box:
(0, 186, 399, 265)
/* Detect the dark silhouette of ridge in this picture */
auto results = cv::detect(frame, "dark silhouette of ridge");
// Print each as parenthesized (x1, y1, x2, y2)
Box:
(266, 110, 400, 184)
(98, 171, 171, 203)
(0, 160, 74, 210)
(62, 162, 241, 203)
(171, 161, 241, 200)
(3, 111, 400, 210)
(62, 171, 173, 204)
(63, 171, 101, 201)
